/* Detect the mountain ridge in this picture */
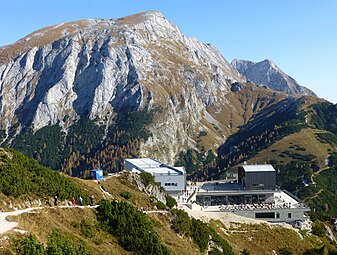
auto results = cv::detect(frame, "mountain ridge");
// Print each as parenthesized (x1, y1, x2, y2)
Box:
(0, 10, 324, 172)
(231, 58, 316, 96)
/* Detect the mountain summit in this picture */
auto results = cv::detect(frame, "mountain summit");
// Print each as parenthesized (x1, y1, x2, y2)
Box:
(0, 11, 321, 172)
(0, 11, 248, 164)
(231, 59, 316, 96)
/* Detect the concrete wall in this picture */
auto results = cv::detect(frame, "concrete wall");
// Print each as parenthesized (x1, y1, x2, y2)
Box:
(227, 208, 309, 222)
(125, 161, 137, 171)
(155, 174, 185, 192)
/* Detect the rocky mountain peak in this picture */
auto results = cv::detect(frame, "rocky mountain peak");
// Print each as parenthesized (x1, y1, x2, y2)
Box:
(0, 11, 247, 163)
(231, 58, 316, 96)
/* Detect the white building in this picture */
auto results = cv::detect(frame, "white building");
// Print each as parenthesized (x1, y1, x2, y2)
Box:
(125, 158, 186, 193)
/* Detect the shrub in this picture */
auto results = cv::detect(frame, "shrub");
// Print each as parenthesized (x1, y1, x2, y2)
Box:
(303, 245, 325, 255)
(47, 230, 92, 255)
(169, 209, 233, 254)
(191, 218, 210, 252)
(0, 149, 85, 200)
(171, 209, 192, 236)
(279, 247, 293, 255)
(93, 237, 103, 245)
(156, 201, 167, 210)
(96, 200, 171, 255)
(15, 234, 45, 255)
(312, 221, 325, 237)
(14, 230, 92, 255)
(73, 220, 96, 238)
(139, 172, 155, 187)
(199, 131, 208, 137)
(209, 249, 223, 255)
(120, 191, 132, 200)
(165, 195, 177, 209)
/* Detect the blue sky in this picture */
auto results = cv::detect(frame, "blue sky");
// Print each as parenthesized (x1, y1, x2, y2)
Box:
(1, 0, 336, 103)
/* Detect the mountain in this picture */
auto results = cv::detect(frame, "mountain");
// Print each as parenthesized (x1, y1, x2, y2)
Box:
(0, 10, 299, 174)
(231, 59, 316, 96)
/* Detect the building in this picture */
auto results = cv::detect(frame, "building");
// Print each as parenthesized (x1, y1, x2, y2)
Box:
(195, 164, 310, 223)
(90, 169, 103, 180)
(238, 164, 276, 190)
(125, 158, 186, 193)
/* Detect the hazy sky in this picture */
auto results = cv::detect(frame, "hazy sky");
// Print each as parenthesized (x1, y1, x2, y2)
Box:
(1, 0, 336, 103)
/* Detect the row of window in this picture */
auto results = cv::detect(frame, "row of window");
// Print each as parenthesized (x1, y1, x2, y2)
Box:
(164, 183, 178, 186)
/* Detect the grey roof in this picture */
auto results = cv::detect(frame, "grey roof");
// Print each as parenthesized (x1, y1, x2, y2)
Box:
(242, 164, 275, 172)
(125, 158, 185, 175)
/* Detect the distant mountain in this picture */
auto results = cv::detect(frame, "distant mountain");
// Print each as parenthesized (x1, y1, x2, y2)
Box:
(231, 59, 316, 96)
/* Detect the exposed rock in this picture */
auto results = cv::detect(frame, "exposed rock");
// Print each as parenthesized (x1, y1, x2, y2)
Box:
(127, 172, 166, 203)
(0, 11, 249, 164)
(232, 59, 316, 96)
(0, 11, 318, 166)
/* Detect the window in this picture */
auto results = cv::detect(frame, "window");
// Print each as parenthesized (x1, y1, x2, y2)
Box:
(255, 212, 275, 218)
(288, 213, 292, 218)
(164, 183, 178, 186)
(276, 212, 280, 219)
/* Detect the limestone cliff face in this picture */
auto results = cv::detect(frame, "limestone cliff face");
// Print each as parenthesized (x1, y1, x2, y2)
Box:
(231, 59, 316, 96)
(0, 11, 291, 164)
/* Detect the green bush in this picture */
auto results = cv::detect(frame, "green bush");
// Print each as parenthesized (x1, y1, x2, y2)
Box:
(15, 234, 45, 255)
(199, 131, 208, 137)
(171, 209, 192, 236)
(191, 218, 210, 252)
(165, 195, 177, 209)
(93, 237, 103, 245)
(170, 209, 233, 254)
(139, 172, 155, 187)
(156, 201, 167, 210)
(209, 228, 234, 255)
(72, 220, 96, 238)
(96, 200, 171, 255)
(47, 230, 92, 255)
(279, 247, 293, 255)
(14, 230, 92, 255)
(312, 221, 325, 237)
(209, 249, 223, 255)
(120, 191, 132, 200)
(303, 245, 325, 255)
(0, 149, 85, 200)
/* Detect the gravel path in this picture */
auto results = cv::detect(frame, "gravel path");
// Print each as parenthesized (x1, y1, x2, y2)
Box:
(0, 207, 43, 235)
(0, 205, 98, 235)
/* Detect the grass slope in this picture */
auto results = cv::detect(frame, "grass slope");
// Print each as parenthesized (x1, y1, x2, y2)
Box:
(249, 128, 334, 168)
(210, 220, 335, 255)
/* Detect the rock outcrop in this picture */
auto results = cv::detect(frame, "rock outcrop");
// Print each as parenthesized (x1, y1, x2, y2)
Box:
(231, 59, 316, 96)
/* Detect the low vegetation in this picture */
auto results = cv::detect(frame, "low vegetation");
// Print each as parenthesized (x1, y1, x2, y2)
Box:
(8, 110, 155, 176)
(96, 200, 171, 255)
(0, 148, 85, 200)
(170, 209, 234, 254)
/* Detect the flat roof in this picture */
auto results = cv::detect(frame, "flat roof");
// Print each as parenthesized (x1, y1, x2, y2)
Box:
(242, 164, 275, 172)
(142, 167, 180, 175)
(125, 158, 161, 169)
(125, 158, 184, 175)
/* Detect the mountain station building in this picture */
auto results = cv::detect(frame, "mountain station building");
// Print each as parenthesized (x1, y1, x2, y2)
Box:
(195, 164, 310, 223)
(125, 158, 186, 193)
